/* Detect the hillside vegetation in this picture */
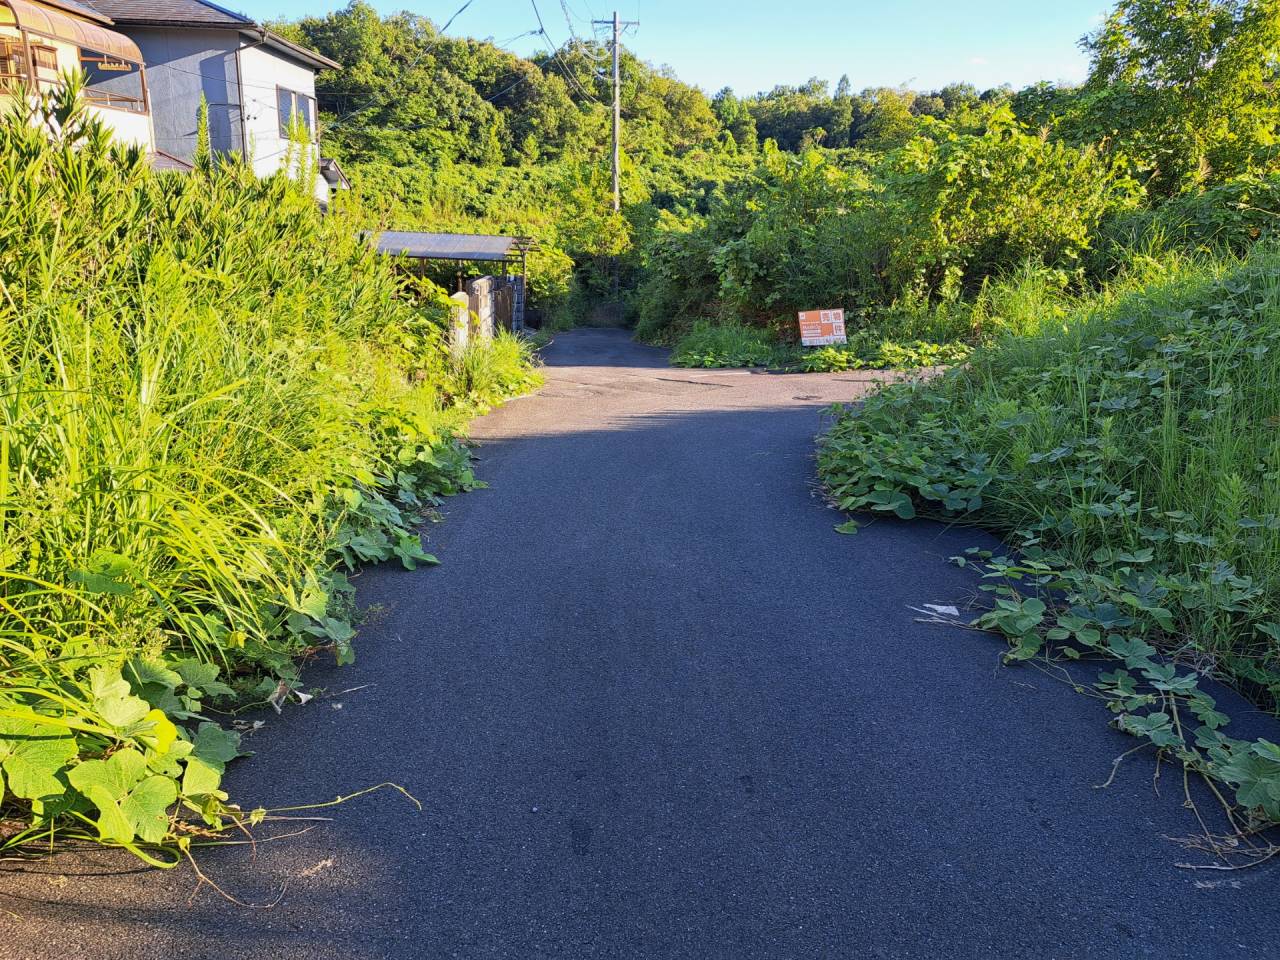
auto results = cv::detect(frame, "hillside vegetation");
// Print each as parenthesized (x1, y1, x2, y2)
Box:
(0, 85, 537, 858)
(281, 2, 1280, 369)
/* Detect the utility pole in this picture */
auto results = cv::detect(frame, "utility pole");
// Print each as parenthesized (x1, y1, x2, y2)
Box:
(594, 11, 638, 213)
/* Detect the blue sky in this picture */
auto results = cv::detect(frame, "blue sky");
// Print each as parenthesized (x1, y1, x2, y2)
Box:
(244, 0, 1111, 95)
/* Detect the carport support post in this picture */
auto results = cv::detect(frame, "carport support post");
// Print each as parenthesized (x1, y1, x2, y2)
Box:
(517, 249, 528, 330)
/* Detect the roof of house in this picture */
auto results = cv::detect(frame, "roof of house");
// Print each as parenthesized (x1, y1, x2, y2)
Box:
(35, 0, 113, 25)
(149, 150, 194, 172)
(257, 29, 339, 70)
(83, 0, 250, 27)
(81, 0, 340, 69)
(373, 232, 535, 263)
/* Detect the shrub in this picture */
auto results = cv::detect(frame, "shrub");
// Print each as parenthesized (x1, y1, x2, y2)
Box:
(633, 114, 1138, 346)
(669, 321, 779, 367)
(669, 320, 972, 371)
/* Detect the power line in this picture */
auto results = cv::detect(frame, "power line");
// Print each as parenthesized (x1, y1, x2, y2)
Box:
(557, 0, 607, 62)
(529, 0, 602, 103)
(494, 27, 541, 47)
(558, 0, 582, 42)
(323, 0, 478, 134)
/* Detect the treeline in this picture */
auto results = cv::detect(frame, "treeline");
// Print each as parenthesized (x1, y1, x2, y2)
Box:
(633, 0, 1280, 343)
(715, 79, 1010, 154)
(273, 0, 1280, 332)
(276, 2, 719, 168)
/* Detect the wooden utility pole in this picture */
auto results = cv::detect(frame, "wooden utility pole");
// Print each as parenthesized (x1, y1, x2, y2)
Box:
(594, 11, 638, 212)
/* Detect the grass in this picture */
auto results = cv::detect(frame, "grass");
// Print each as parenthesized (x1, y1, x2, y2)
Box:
(817, 244, 1280, 831)
(0, 85, 540, 859)
(669, 319, 972, 371)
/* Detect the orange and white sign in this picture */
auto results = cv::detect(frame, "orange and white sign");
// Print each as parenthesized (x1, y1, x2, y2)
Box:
(798, 309, 847, 346)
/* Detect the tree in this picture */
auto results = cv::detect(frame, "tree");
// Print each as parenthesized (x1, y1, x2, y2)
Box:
(829, 74, 855, 146)
(912, 95, 946, 119)
(1079, 0, 1280, 193)
(857, 88, 918, 149)
(712, 88, 758, 151)
(938, 82, 979, 113)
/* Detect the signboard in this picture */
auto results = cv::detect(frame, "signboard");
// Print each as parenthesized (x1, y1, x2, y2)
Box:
(798, 309, 847, 346)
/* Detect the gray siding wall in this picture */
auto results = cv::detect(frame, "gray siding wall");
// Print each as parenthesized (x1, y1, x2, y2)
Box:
(126, 27, 243, 161)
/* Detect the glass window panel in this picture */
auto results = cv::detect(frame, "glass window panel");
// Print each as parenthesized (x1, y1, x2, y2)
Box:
(276, 86, 293, 137)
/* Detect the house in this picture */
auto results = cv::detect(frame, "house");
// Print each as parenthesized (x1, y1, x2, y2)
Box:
(0, 0, 156, 149)
(83, 0, 343, 204)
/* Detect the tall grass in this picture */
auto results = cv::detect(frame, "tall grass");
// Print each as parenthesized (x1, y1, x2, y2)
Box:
(0, 83, 539, 857)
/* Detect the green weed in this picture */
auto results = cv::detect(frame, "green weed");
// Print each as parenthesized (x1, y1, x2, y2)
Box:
(669, 320, 971, 372)
(0, 84, 538, 859)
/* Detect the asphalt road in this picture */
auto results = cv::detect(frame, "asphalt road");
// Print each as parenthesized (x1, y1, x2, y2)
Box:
(2, 328, 1278, 959)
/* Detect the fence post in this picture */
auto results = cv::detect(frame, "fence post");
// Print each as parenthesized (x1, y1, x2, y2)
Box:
(449, 291, 470, 359)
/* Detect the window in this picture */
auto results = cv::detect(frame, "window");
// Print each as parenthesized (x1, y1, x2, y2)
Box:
(31, 44, 57, 85)
(31, 45, 56, 71)
(277, 87, 316, 140)
(80, 49, 145, 113)
(0, 38, 27, 92)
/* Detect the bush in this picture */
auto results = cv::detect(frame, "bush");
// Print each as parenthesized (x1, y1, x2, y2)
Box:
(1099, 174, 1280, 268)
(0, 87, 539, 857)
(633, 113, 1137, 347)
(669, 321, 779, 367)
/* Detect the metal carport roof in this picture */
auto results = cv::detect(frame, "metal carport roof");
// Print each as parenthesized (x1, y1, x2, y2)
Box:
(372, 231, 533, 263)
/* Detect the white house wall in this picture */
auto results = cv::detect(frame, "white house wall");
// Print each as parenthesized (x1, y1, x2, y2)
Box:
(86, 101, 153, 148)
(237, 43, 327, 202)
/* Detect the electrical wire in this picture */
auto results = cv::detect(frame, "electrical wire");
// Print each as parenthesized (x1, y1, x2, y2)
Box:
(557, 0, 607, 61)
(529, 0, 601, 103)
(323, 0, 479, 134)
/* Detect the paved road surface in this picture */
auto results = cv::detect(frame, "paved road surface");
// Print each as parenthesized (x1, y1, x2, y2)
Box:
(2, 329, 1278, 959)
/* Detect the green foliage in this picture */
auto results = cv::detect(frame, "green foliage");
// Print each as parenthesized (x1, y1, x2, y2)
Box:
(270, 0, 1280, 344)
(1100, 172, 1280, 262)
(450, 331, 544, 406)
(277, 1, 721, 171)
(817, 245, 1280, 824)
(1077, 0, 1280, 195)
(192, 94, 211, 174)
(635, 119, 1134, 345)
(0, 86, 538, 856)
(669, 321, 779, 367)
(883, 111, 1140, 296)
